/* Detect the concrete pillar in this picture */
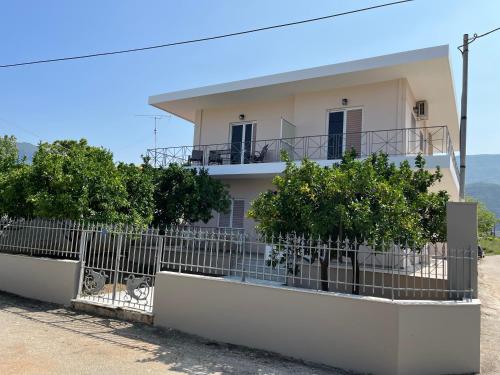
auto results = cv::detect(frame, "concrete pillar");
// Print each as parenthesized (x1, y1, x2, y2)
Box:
(446, 202, 478, 299)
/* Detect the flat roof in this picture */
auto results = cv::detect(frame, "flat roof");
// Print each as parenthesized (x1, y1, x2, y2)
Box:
(149, 45, 459, 144)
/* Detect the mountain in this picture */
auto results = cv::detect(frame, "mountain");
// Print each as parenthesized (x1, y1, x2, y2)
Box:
(16, 142, 37, 163)
(465, 155, 500, 233)
(465, 154, 500, 185)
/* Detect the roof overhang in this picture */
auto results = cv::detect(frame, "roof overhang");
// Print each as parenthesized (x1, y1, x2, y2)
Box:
(149, 45, 459, 146)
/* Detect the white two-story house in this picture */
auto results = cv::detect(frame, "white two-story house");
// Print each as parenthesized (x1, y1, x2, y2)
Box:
(148, 45, 460, 237)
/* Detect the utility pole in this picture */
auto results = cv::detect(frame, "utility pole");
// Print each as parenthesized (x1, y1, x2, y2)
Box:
(459, 33, 469, 201)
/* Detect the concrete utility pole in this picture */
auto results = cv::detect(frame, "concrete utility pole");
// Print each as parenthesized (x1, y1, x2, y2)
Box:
(459, 33, 469, 201)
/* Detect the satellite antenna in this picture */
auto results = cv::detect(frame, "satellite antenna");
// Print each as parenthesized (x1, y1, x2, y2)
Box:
(135, 114, 170, 150)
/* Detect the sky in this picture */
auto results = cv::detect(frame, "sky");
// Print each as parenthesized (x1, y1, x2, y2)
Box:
(0, 0, 499, 163)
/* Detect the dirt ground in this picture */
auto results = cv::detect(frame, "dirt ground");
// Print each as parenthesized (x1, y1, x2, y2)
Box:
(0, 292, 350, 375)
(479, 255, 500, 375)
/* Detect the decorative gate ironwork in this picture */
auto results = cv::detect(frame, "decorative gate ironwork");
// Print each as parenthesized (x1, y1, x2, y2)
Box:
(77, 226, 162, 312)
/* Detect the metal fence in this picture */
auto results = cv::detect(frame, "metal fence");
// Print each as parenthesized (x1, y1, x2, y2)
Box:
(0, 218, 477, 305)
(0, 217, 81, 259)
(159, 227, 476, 301)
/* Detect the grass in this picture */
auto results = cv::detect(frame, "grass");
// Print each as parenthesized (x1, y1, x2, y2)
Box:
(480, 237, 500, 256)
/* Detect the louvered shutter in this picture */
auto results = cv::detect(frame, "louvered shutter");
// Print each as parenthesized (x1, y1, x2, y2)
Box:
(218, 201, 232, 228)
(345, 109, 363, 156)
(231, 199, 245, 229)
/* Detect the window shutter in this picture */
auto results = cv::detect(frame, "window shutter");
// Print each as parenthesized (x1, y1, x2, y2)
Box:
(231, 199, 245, 229)
(345, 109, 362, 156)
(218, 201, 232, 228)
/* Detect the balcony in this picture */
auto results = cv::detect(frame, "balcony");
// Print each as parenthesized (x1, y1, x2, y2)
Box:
(147, 126, 458, 177)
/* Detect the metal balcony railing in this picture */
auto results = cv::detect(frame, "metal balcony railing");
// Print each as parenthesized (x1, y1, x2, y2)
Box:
(147, 126, 457, 175)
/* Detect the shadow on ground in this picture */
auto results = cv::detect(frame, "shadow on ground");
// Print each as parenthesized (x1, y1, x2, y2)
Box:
(0, 291, 350, 375)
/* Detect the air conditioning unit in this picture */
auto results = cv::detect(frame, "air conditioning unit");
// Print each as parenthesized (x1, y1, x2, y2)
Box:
(414, 100, 428, 120)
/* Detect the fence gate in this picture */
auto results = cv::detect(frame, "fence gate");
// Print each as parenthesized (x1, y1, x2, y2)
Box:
(77, 227, 162, 313)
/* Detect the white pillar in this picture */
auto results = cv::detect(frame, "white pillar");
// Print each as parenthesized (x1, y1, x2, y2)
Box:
(446, 202, 478, 299)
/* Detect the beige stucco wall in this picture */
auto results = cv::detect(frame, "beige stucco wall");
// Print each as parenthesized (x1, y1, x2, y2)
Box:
(153, 271, 480, 375)
(197, 177, 274, 236)
(0, 253, 80, 306)
(195, 79, 423, 146)
(194, 96, 295, 146)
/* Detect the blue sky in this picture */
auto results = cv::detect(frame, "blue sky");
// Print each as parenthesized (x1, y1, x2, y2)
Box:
(0, 0, 498, 163)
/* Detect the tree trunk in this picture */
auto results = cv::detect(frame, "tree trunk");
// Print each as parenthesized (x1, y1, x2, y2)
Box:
(349, 250, 360, 295)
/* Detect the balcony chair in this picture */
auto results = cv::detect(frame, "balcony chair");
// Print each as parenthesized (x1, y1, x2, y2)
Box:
(208, 150, 224, 165)
(251, 144, 269, 163)
(188, 150, 204, 165)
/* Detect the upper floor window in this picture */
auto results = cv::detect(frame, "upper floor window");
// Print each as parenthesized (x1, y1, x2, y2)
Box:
(327, 108, 363, 159)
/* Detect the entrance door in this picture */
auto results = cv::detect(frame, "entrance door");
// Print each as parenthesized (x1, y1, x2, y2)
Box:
(230, 123, 254, 164)
(328, 111, 344, 159)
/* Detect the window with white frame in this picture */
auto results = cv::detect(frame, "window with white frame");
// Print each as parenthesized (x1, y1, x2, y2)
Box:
(218, 199, 245, 228)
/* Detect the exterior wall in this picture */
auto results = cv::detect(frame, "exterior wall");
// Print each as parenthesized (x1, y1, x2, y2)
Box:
(195, 96, 295, 146)
(0, 253, 80, 306)
(196, 80, 411, 146)
(293, 79, 401, 136)
(153, 271, 480, 375)
(199, 177, 274, 236)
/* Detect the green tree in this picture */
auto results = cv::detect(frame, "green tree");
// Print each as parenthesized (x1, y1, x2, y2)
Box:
(152, 163, 230, 227)
(248, 152, 449, 292)
(28, 139, 129, 223)
(0, 136, 33, 217)
(0, 135, 19, 172)
(117, 160, 155, 227)
(466, 197, 497, 239)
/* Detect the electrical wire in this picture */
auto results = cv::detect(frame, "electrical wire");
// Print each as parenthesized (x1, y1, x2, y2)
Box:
(0, 0, 414, 68)
(458, 26, 500, 53)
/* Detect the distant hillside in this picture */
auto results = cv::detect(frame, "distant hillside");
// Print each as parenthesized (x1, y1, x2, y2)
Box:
(466, 154, 500, 185)
(467, 182, 500, 216)
(17, 142, 37, 163)
(465, 155, 500, 233)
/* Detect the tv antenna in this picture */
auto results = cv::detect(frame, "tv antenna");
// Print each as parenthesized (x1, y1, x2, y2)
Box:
(135, 114, 170, 149)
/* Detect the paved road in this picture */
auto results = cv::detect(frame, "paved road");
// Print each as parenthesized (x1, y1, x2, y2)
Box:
(479, 255, 500, 374)
(0, 292, 349, 375)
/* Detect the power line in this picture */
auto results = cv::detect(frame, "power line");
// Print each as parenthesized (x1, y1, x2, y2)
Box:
(0, 0, 414, 69)
(458, 26, 500, 53)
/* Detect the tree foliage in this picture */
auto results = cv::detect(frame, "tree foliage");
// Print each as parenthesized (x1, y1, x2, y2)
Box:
(28, 140, 129, 222)
(0, 136, 228, 227)
(249, 152, 448, 247)
(152, 163, 230, 227)
(248, 151, 449, 292)
(0, 136, 32, 217)
(466, 196, 498, 239)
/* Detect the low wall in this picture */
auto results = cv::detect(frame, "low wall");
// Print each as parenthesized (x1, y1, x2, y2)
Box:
(154, 271, 480, 375)
(0, 253, 80, 306)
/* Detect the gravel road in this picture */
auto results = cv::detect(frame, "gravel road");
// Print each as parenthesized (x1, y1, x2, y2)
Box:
(479, 255, 500, 374)
(1, 256, 498, 374)
(0, 292, 350, 375)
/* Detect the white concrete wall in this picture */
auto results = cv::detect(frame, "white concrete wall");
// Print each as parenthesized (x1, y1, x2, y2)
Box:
(154, 271, 480, 375)
(0, 253, 80, 306)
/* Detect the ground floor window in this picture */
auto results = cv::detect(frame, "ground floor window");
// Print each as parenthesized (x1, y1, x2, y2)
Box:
(218, 199, 245, 228)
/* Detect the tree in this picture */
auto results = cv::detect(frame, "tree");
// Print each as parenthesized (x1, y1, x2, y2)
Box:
(248, 151, 449, 293)
(116, 160, 155, 227)
(0, 135, 19, 172)
(466, 197, 497, 239)
(152, 163, 230, 227)
(28, 139, 130, 223)
(0, 136, 33, 217)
